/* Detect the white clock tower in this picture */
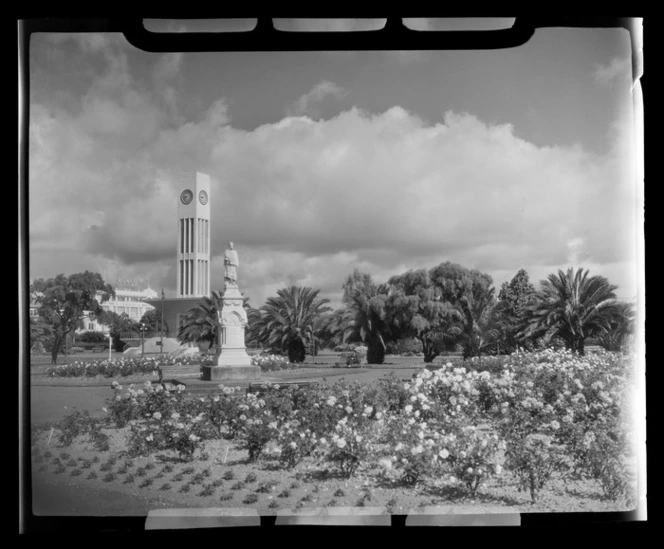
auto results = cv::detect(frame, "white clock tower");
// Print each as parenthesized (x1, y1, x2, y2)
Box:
(176, 172, 211, 298)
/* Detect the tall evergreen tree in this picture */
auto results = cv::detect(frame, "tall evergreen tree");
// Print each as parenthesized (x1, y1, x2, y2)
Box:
(493, 268, 537, 353)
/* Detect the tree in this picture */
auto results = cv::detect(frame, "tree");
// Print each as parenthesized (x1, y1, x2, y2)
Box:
(249, 286, 331, 363)
(177, 291, 224, 352)
(429, 261, 493, 305)
(341, 270, 390, 364)
(493, 269, 538, 353)
(597, 301, 636, 352)
(315, 308, 348, 351)
(140, 308, 169, 337)
(523, 267, 620, 355)
(98, 310, 139, 351)
(386, 269, 461, 363)
(30, 272, 113, 364)
(29, 317, 54, 353)
(457, 285, 497, 359)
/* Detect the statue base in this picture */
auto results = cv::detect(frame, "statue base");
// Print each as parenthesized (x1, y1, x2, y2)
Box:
(202, 365, 261, 382)
(217, 347, 252, 366)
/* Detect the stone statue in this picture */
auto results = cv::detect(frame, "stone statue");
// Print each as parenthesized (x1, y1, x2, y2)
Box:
(224, 241, 239, 286)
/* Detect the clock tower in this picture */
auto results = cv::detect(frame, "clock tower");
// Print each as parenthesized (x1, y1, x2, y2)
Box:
(176, 172, 211, 298)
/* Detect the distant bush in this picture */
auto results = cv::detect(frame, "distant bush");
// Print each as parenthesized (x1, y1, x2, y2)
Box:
(78, 331, 108, 344)
(251, 354, 294, 372)
(333, 343, 356, 353)
(386, 338, 423, 356)
(30, 341, 46, 355)
(340, 345, 367, 366)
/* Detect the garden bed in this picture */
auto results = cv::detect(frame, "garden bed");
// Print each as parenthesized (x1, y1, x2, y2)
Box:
(30, 425, 628, 516)
(29, 348, 640, 517)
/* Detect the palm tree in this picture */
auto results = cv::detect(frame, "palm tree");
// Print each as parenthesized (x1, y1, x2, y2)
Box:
(523, 267, 619, 355)
(250, 286, 331, 363)
(457, 285, 497, 359)
(342, 287, 390, 364)
(597, 301, 635, 352)
(315, 308, 348, 351)
(177, 291, 224, 352)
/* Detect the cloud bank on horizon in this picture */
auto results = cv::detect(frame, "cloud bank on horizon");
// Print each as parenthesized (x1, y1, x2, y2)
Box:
(28, 31, 639, 307)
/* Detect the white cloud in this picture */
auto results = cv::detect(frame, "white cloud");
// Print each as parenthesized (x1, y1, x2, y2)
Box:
(286, 81, 348, 118)
(28, 36, 639, 306)
(593, 56, 631, 86)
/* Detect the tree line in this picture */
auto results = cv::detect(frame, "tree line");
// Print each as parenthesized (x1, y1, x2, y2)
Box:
(29, 263, 635, 365)
(179, 262, 635, 363)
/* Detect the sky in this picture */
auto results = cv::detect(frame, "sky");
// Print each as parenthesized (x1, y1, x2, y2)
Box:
(27, 18, 641, 309)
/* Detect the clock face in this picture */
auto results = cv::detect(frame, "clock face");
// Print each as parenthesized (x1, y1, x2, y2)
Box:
(198, 190, 208, 205)
(180, 189, 193, 205)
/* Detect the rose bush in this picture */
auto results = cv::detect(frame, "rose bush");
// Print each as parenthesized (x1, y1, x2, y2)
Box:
(44, 355, 211, 378)
(251, 354, 294, 371)
(51, 348, 636, 503)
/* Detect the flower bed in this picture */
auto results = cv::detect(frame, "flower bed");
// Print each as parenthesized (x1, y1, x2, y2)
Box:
(251, 354, 297, 372)
(44, 355, 216, 378)
(35, 348, 639, 511)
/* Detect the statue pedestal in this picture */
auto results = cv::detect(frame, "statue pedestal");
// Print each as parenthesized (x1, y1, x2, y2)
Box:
(202, 283, 260, 382)
(202, 364, 260, 381)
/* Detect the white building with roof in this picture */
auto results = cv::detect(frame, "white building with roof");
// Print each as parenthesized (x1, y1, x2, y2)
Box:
(76, 283, 158, 334)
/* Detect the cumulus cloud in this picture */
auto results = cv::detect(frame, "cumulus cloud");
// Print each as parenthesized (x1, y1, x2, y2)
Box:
(28, 34, 639, 306)
(286, 81, 348, 118)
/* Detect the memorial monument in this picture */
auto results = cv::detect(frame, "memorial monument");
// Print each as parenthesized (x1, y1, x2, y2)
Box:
(202, 242, 260, 381)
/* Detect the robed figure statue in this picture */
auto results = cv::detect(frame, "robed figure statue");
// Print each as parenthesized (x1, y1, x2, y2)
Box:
(224, 241, 239, 287)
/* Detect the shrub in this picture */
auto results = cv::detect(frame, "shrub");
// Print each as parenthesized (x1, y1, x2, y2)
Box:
(386, 338, 423, 356)
(102, 472, 117, 483)
(243, 494, 259, 504)
(251, 354, 293, 372)
(190, 473, 205, 485)
(333, 343, 356, 353)
(340, 345, 367, 367)
(31, 341, 46, 355)
(256, 481, 278, 493)
(57, 410, 93, 447)
(219, 493, 233, 501)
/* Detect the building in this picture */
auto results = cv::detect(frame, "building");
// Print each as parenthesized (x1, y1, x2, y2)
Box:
(145, 172, 212, 339)
(72, 282, 158, 335)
